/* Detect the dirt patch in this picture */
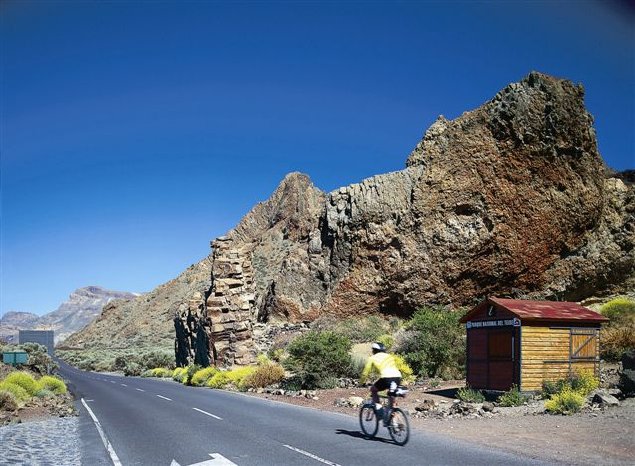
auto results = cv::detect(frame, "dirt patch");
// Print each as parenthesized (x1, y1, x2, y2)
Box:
(243, 381, 635, 466)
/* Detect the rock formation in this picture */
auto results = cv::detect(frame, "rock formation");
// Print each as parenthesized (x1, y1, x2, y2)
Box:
(64, 72, 634, 367)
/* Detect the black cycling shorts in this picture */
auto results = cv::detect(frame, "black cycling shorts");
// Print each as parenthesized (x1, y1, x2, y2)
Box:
(374, 377, 401, 393)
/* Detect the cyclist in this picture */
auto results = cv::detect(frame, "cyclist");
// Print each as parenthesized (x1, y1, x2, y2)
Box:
(360, 342, 402, 426)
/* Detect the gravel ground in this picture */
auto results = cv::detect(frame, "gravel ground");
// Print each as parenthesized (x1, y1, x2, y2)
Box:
(244, 384, 635, 466)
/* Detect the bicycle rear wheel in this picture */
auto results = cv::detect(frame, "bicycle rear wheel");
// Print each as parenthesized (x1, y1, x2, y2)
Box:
(388, 408, 410, 446)
(359, 403, 379, 438)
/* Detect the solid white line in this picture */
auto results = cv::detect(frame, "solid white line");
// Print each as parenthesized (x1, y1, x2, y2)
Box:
(136, 388, 145, 392)
(192, 407, 223, 420)
(156, 395, 172, 401)
(120, 383, 127, 387)
(283, 445, 341, 466)
(81, 398, 122, 466)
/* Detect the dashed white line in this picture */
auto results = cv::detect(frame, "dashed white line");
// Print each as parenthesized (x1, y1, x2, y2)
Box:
(156, 395, 172, 401)
(192, 407, 223, 420)
(81, 398, 122, 466)
(120, 383, 127, 387)
(283, 445, 341, 466)
(136, 388, 145, 392)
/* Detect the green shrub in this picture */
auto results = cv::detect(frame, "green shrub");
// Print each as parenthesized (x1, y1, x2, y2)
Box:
(4, 372, 38, 396)
(123, 362, 143, 377)
(267, 348, 285, 363)
(601, 325, 635, 361)
(545, 387, 586, 414)
(242, 363, 285, 389)
(191, 367, 218, 386)
(497, 385, 529, 407)
(457, 386, 485, 403)
(139, 351, 175, 371)
(38, 375, 67, 395)
(150, 368, 172, 378)
(19, 343, 58, 375)
(141, 370, 154, 378)
(207, 371, 231, 389)
(600, 298, 635, 325)
(395, 306, 465, 378)
(315, 316, 389, 343)
(172, 367, 188, 383)
(541, 379, 569, 398)
(569, 370, 599, 396)
(35, 389, 55, 398)
(183, 365, 202, 386)
(283, 330, 353, 389)
(0, 390, 18, 411)
(227, 366, 257, 390)
(0, 382, 30, 402)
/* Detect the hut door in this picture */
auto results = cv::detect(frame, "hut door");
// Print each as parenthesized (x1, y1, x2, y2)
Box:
(487, 329, 518, 391)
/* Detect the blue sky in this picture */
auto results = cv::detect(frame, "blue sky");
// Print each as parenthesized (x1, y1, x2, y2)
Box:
(1, 1, 633, 315)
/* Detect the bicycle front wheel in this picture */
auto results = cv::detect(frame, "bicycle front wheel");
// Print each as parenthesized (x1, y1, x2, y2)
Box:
(359, 403, 379, 438)
(388, 408, 410, 446)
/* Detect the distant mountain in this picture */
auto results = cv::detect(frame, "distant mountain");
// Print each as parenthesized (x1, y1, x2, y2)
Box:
(0, 286, 138, 345)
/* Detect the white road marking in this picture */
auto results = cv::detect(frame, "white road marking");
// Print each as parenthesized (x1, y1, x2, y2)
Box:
(192, 407, 223, 420)
(110, 381, 116, 384)
(136, 388, 145, 392)
(171, 453, 237, 466)
(120, 383, 127, 387)
(283, 445, 341, 466)
(156, 395, 172, 401)
(81, 398, 122, 466)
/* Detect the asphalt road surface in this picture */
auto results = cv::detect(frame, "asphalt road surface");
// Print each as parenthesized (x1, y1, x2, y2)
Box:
(58, 362, 550, 466)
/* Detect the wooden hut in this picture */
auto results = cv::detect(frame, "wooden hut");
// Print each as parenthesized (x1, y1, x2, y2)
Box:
(460, 297, 608, 392)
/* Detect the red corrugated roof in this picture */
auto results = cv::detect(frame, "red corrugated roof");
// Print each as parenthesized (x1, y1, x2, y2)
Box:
(489, 297, 608, 322)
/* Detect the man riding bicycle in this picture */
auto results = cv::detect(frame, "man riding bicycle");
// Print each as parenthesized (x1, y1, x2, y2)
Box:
(360, 342, 401, 426)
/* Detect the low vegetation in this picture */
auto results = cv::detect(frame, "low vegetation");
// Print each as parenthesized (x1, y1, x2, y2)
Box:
(0, 343, 58, 375)
(283, 330, 353, 389)
(497, 385, 529, 407)
(57, 347, 174, 375)
(0, 369, 68, 412)
(393, 306, 466, 379)
(543, 370, 599, 414)
(600, 297, 635, 362)
(457, 386, 485, 403)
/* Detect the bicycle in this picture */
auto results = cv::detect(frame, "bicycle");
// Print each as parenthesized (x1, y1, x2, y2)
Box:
(359, 385, 410, 446)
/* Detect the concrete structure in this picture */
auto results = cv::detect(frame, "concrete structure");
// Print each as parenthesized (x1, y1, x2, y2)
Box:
(19, 330, 55, 355)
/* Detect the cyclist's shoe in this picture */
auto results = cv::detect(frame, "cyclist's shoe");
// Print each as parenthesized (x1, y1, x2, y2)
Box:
(375, 407, 385, 419)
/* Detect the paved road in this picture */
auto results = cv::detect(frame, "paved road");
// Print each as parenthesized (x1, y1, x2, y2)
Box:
(59, 362, 551, 466)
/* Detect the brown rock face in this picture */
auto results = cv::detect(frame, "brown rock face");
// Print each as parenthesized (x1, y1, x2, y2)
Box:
(65, 72, 634, 366)
(197, 72, 632, 365)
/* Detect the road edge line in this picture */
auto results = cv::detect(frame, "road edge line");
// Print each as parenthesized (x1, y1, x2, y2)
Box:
(81, 398, 122, 466)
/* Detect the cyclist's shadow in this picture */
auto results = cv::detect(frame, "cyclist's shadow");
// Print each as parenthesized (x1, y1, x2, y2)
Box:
(334, 429, 395, 444)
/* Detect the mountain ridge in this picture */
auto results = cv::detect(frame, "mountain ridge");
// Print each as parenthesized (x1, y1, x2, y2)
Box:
(0, 286, 138, 345)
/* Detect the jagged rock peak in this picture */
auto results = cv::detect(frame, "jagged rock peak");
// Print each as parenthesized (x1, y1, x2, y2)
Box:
(228, 172, 326, 244)
(407, 71, 597, 168)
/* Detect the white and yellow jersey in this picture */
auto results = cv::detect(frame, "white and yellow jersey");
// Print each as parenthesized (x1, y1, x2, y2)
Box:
(361, 352, 401, 382)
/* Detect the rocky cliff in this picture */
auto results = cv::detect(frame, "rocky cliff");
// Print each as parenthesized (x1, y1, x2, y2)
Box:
(0, 287, 138, 344)
(67, 72, 635, 366)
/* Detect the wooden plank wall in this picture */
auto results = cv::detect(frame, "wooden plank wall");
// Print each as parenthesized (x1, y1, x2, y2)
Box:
(520, 326, 600, 391)
(520, 327, 570, 391)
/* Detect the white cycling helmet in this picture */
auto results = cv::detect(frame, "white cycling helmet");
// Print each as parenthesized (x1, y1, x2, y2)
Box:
(371, 342, 386, 352)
